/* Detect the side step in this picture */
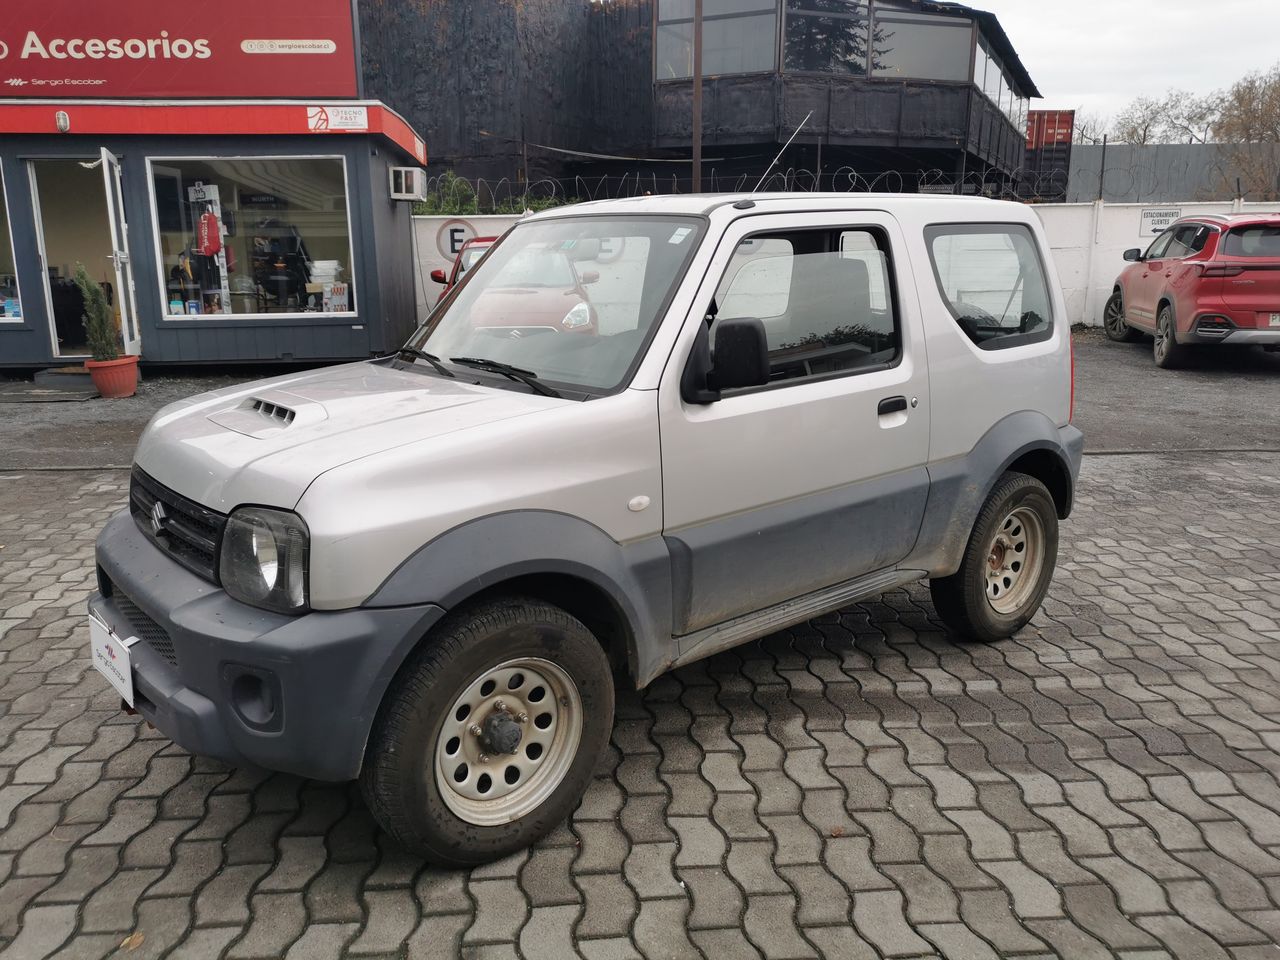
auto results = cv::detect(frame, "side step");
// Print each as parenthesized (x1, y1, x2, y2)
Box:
(672, 567, 926, 669)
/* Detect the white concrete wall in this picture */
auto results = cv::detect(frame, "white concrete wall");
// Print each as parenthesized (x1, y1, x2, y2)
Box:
(1031, 200, 1277, 326)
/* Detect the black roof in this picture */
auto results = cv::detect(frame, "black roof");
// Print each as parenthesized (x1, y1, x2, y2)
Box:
(918, 1, 1042, 99)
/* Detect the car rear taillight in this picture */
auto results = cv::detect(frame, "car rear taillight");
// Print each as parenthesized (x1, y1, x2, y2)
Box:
(1068, 331, 1075, 423)
(1199, 264, 1246, 278)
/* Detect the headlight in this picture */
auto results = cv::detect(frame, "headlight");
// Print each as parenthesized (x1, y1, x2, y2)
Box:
(219, 507, 309, 614)
(561, 302, 591, 329)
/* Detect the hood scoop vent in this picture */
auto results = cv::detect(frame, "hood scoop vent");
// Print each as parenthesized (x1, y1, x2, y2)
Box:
(250, 398, 297, 426)
(207, 391, 325, 439)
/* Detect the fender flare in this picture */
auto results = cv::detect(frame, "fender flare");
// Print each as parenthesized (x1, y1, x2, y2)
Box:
(905, 411, 1083, 578)
(365, 510, 673, 685)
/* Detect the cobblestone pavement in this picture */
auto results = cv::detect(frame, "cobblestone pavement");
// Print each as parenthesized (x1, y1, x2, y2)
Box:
(2, 453, 1280, 959)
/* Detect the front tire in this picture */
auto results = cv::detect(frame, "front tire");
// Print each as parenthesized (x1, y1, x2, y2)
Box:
(1103, 291, 1141, 342)
(1154, 306, 1184, 369)
(361, 596, 614, 866)
(930, 472, 1059, 643)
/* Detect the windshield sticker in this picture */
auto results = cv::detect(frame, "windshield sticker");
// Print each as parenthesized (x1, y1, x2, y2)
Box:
(669, 227, 693, 245)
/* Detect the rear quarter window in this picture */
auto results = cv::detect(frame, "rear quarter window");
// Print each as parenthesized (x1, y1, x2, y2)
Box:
(1222, 226, 1280, 258)
(924, 223, 1054, 350)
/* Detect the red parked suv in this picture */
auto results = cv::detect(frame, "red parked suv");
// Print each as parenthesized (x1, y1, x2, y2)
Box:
(430, 236, 497, 303)
(1105, 213, 1280, 367)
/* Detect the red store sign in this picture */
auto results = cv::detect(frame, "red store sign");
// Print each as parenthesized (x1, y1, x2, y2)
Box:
(0, 0, 359, 99)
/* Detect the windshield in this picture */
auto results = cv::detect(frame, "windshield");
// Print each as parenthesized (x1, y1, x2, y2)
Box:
(458, 246, 489, 273)
(411, 216, 703, 394)
(497, 248, 577, 287)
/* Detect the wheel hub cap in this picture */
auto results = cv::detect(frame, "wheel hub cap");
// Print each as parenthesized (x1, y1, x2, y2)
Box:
(481, 709, 523, 755)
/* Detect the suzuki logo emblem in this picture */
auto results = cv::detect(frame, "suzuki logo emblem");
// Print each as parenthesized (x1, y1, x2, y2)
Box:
(149, 501, 168, 534)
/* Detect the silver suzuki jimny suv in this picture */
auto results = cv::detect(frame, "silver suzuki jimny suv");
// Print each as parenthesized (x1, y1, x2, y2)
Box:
(90, 194, 1082, 865)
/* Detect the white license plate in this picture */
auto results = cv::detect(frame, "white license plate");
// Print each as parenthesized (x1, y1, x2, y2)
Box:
(1269, 313, 1280, 328)
(89, 615, 138, 707)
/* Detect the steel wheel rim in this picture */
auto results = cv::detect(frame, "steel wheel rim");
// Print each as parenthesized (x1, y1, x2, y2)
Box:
(434, 657, 582, 826)
(984, 506, 1045, 615)
(1105, 297, 1125, 335)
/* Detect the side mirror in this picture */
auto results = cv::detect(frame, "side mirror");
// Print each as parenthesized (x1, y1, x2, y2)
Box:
(430, 268, 448, 284)
(682, 316, 770, 404)
(1123, 248, 1143, 262)
(711, 318, 770, 391)
(579, 270, 600, 285)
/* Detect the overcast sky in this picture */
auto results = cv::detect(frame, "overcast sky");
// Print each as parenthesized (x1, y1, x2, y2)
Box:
(977, 0, 1280, 120)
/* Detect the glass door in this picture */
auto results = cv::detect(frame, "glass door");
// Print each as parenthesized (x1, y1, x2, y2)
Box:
(29, 156, 140, 358)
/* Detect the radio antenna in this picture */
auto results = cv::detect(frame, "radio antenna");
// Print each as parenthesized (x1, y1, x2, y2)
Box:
(753, 111, 813, 193)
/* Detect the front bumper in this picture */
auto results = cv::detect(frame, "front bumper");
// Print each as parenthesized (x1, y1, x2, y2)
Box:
(90, 510, 445, 781)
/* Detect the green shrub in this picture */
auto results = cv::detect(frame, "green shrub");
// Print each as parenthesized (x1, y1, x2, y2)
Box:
(412, 171, 573, 216)
(73, 263, 120, 362)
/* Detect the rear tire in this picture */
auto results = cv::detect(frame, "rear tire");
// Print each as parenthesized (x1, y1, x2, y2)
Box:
(1154, 306, 1185, 369)
(360, 596, 614, 866)
(930, 472, 1059, 643)
(1103, 291, 1141, 342)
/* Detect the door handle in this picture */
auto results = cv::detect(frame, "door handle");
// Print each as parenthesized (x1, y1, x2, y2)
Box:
(878, 396, 908, 416)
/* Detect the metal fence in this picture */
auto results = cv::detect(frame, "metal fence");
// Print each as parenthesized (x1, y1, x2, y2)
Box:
(1067, 142, 1280, 204)
(417, 166, 1077, 214)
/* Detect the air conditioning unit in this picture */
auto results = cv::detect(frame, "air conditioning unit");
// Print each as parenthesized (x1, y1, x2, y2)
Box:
(389, 167, 426, 202)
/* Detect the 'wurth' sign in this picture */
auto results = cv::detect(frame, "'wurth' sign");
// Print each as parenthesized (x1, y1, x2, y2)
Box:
(0, 0, 359, 99)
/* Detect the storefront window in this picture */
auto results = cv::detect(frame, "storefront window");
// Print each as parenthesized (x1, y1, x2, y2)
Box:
(150, 157, 354, 317)
(871, 11, 971, 82)
(0, 174, 20, 322)
(784, 0, 869, 75)
(656, 0, 777, 79)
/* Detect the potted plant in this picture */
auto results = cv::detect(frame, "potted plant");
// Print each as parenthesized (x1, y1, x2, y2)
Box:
(74, 263, 138, 398)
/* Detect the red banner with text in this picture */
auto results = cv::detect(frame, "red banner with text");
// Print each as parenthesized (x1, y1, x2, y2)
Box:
(0, 0, 358, 99)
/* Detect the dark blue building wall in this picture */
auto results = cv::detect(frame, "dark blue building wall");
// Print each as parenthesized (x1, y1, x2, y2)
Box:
(0, 134, 417, 366)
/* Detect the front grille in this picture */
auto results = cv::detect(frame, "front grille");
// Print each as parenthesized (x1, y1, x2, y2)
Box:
(130, 467, 227, 584)
(106, 578, 178, 667)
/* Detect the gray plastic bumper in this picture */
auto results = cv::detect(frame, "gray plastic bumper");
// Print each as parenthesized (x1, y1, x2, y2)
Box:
(90, 510, 444, 781)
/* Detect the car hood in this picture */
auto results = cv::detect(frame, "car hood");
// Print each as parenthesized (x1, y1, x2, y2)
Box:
(133, 360, 560, 513)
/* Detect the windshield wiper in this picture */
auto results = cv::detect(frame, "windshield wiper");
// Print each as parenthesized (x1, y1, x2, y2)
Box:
(449, 357, 562, 399)
(397, 346, 455, 378)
